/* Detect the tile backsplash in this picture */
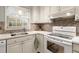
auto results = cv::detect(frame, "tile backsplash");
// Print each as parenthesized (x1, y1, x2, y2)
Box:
(31, 23, 52, 32)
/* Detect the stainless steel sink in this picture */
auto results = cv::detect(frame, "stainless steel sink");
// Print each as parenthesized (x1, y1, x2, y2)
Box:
(11, 32, 28, 36)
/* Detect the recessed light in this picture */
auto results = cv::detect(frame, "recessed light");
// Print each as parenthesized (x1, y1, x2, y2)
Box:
(50, 16, 54, 19)
(18, 10, 22, 15)
(66, 13, 71, 16)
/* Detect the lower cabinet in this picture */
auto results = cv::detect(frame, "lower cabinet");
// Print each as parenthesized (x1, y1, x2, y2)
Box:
(7, 35, 35, 53)
(22, 39, 35, 53)
(7, 43, 22, 53)
(7, 34, 45, 53)
(35, 34, 44, 53)
(72, 43, 79, 53)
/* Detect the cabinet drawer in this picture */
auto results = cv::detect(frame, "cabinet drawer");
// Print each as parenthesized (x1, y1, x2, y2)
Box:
(7, 35, 35, 45)
(73, 43, 79, 52)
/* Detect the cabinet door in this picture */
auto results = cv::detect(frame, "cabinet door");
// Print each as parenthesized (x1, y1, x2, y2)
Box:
(73, 43, 79, 53)
(7, 43, 22, 53)
(22, 40, 35, 53)
(75, 7, 79, 21)
(50, 6, 59, 15)
(40, 7, 44, 22)
(40, 6, 51, 23)
(43, 36, 48, 53)
(36, 34, 44, 53)
(32, 7, 40, 23)
(22, 35, 35, 53)
(5, 6, 30, 30)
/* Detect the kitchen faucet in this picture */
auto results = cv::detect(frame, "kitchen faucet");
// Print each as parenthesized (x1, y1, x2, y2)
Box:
(22, 28, 28, 34)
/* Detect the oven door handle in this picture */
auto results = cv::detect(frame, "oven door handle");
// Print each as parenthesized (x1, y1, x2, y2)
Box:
(61, 41, 72, 46)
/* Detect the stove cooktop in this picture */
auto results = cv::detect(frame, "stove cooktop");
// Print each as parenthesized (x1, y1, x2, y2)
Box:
(48, 33, 73, 39)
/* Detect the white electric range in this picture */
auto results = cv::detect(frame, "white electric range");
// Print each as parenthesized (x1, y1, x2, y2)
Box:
(44, 26, 76, 53)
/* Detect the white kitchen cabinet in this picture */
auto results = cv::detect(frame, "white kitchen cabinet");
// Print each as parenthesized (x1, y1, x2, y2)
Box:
(7, 43, 22, 53)
(5, 6, 31, 30)
(72, 43, 79, 53)
(22, 40, 35, 53)
(49, 6, 75, 18)
(7, 34, 35, 53)
(39, 7, 44, 23)
(0, 6, 5, 22)
(7, 37, 23, 53)
(40, 6, 51, 23)
(75, 7, 79, 21)
(49, 6, 60, 19)
(50, 6, 59, 15)
(35, 34, 44, 53)
(31, 6, 40, 23)
(32, 6, 51, 23)
(0, 40, 6, 53)
(60, 6, 74, 12)
(22, 35, 35, 53)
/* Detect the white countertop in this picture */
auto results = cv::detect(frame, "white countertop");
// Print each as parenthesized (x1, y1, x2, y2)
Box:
(0, 31, 79, 44)
(0, 31, 51, 40)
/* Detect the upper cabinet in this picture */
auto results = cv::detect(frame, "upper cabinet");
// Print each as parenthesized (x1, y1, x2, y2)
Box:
(0, 6, 5, 22)
(75, 7, 79, 21)
(32, 6, 51, 23)
(60, 6, 74, 11)
(40, 6, 51, 23)
(5, 6, 31, 30)
(50, 6, 59, 15)
(49, 6, 75, 19)
(31, 6, 40, 23)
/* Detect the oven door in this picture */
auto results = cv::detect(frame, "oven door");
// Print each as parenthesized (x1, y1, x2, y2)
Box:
(47, 41, 64, 53)
(44, 36, 72, 53)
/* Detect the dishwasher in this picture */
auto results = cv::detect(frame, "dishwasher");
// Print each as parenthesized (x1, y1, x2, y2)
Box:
(0, 40, 6, 53)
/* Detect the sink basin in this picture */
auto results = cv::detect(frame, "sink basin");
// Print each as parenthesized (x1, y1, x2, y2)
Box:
(11, 33, 16, 36)
(11, 32, 28, 36)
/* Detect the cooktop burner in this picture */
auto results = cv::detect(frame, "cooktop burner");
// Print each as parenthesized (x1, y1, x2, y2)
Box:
(48, 33, 73, 39)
